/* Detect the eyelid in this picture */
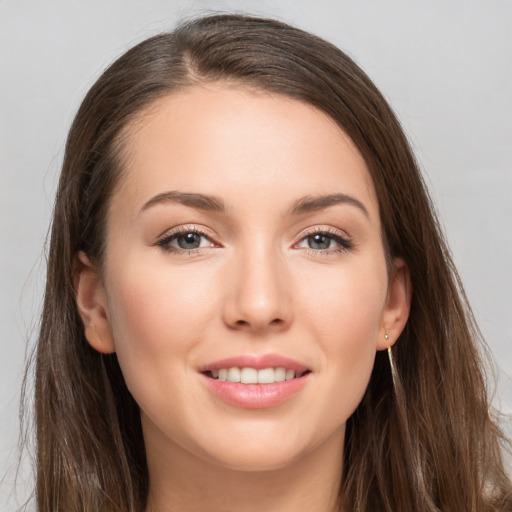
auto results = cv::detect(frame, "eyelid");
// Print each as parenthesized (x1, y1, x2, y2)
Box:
(293, 225, 354, 253)
(154, 224, 221, 252)
(155, 223, 215, 240)
(299, 225, 350, 239)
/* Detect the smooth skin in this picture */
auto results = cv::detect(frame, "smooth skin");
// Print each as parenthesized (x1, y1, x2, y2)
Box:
(75, 85, 411, 512)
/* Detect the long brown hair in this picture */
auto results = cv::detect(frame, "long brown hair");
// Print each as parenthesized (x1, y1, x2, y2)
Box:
(33, 14, 511, 511)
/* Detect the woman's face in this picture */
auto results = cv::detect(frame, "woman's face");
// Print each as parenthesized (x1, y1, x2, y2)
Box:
(77, 84, 410, 472)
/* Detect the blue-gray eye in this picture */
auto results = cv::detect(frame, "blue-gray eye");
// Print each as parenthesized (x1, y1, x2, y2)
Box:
(156, 228, 216, 253)
(307, 233, 333, 250)
(175, 232, 203, 249)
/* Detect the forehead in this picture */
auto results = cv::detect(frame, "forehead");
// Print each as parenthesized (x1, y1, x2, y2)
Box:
(113, 84, 378, 220)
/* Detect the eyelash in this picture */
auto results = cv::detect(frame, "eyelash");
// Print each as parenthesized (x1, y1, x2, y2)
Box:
(295, 227, 354, 256)
(156, 226, 217, 255)
(155, 226, 353, 256)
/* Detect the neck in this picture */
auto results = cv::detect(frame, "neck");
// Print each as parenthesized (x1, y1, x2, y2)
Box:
(144, 426, 344, 512)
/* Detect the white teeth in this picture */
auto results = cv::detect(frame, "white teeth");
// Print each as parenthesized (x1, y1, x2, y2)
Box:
(227, 367, 241, 383)
(285, 369, 295, 380)
(257, 368, 274, 384)
(210, 366, 304, 384)
(240, 367, 258, 384)
(274, 367, 286, 382)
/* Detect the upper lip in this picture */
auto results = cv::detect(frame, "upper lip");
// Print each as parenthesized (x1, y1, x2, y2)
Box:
(199, 354, 310, 373)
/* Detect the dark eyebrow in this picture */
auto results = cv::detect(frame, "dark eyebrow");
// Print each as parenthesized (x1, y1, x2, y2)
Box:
(139, 191, 227, 214)
(288, 193, 369, 218)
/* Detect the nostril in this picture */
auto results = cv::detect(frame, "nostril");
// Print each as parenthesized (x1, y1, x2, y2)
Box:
(231, 317, 285, 330)
(235, 320, 250, 327)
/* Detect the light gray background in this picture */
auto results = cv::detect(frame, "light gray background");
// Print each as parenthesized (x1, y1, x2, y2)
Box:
(1, 1, 511, 509)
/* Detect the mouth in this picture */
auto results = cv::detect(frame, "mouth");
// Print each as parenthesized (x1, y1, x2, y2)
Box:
(202, 367, 312, 384)
(199, 354, 312, 408)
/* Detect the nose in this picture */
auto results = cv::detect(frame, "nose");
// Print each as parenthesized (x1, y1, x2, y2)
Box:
(222, 244, 292, 334)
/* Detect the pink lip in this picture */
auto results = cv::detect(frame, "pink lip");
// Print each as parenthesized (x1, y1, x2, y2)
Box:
(199, 354, 311, 409)
(201, 374, 310, 409)
(199, 354, 309, 373)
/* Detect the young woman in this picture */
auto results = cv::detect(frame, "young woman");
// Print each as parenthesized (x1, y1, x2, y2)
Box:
(34, 14, 511, 512)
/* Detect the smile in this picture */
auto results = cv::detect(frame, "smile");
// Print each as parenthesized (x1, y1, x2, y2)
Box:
(204, 367, 310, 384)
(200, 355, 311, 408)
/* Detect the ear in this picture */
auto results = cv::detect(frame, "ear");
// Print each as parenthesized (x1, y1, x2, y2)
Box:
(377, 257, 412, 351)
(73, 251, 115, 354)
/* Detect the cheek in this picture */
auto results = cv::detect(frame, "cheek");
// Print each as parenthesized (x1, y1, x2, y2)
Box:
(299, 255, 387, 341)
(109, 257, 212, 333)
(296, 256, 387, 415)
(104, 259, 217, 389)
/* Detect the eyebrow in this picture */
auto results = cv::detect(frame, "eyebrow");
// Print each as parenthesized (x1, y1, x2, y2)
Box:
(288, 193, 369, 218)
(139, 190, 368, 218)
(139, 191, 227, 214)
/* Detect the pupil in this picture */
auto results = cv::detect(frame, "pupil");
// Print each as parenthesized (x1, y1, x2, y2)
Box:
(308, 234, 331, 250)
(178, 233, 201, 249)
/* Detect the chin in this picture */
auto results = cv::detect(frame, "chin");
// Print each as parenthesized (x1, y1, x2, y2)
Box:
(203, 443, 308, 473)
(191, 420, 341, 473)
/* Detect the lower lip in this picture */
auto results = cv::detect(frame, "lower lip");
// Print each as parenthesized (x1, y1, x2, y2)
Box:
(201, 373, 310, 409)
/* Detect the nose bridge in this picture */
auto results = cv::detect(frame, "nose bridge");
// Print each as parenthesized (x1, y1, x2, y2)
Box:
(223, 234, 291, 332)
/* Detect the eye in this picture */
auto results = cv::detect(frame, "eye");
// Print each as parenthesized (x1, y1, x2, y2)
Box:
(173, 232, 208, 250)
(295, 229, 353, 253)
(156, 227, 217, 253)
(304, 233, 335, 250)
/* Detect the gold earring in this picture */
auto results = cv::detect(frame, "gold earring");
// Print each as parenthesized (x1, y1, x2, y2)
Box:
(385, 332, 397, 387)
